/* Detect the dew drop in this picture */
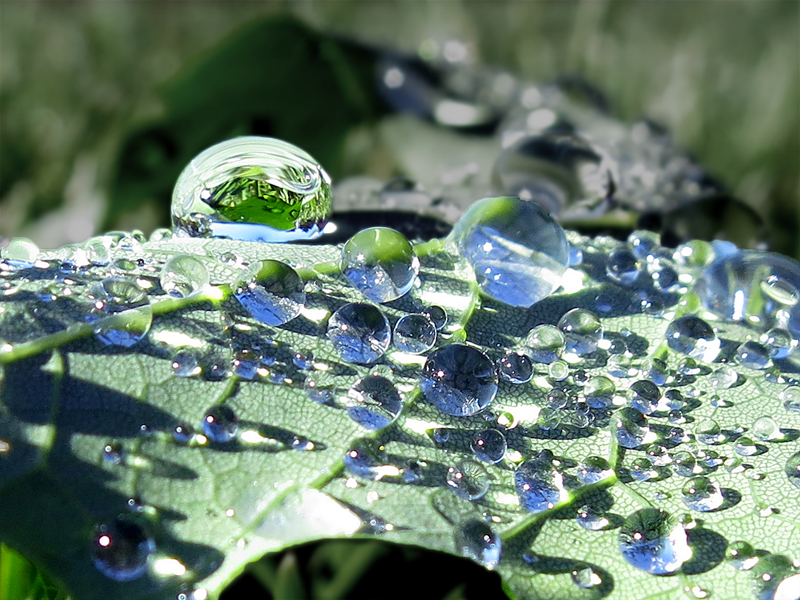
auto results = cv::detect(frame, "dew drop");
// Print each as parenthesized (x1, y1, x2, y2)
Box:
(583, 375, 615, 408)
(515, 450, 569, 513)
(160, 255, 209, 298)
(90, 278, 153, 347)
(420, 344, 498, 416)
(231, 348, 260, 380)
(612, 407, 654, 449)
(497, 351, 533, 384)
(201, 405, 238, 443)
(470, 429, 507, 464)
(91, 517, 155, 581)
(753, 416, 782, 441)
(547, 388, 569, 409)
(172, 424, 195, 444)
(571, 566, 603, 589)
(606, 249, 641, 285)
(784, 451, 800, 488)
(695, 419, 724, 445)
(448, 196, 569, 307)
(577, 505, 611, 531)
(672, 451, 699, 477)
(682, 476, 724, 511)
(446, 459, 491, 501)
(726, 540, 759, 570)
(343, 439, 395, 480)
(171, 350, 201, 378)
(735, 340, 773, 370)
(454, 519, 501, 569)
(618, 508, 691, 575)
(781, 386, 800, 414)
(628, 379, 662, 415)
(734, 436, 759, 457)
(326, 302, 391, 365)
(548, 360, 570, 381)
(708, 365, 738, 388)
(525, 324, 565, 363)
(233, 260, 305, 326)
(171, 137, 331, 241)
(291, 351, 314, 370)
(761, 328, 797, 360)
(102, 442, 125, 465)
(665, 315, 720, 362)
(576, 456, 614, 485)
(345, 376, 403, 430)
(630, 458, 659, 482)
(393, 313, 437, 354)
(1, 237, 39, 269)
(422, 306, 447, 330)
(341, 227, 420, 303)
(558, 309, 603, 355)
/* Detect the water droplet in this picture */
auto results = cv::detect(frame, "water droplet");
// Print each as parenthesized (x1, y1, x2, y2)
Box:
(695, 419, 724, 445)
(344, 440, 396, 480)
(735, 340, 773, 370)
(446, 459, 491, 501)
(470, 429, 507, 464)
(735, 436, 759, 456)
(1, 237, 39, 269)
(708, 365, 738, 388)
(571, 566, 603, 589)
(583, 375, 615, 408)
(682, 476, 724, 511)
(665, 315, 720, 362)
(326, 302, 391, 365)
(420, 344, 498, 417)
(201, 405, 238, 443)
(232, 348, 260, 380)
(515, 450, 569, 513)
(786, 452, 800, 489)
(345, 376, 403, 430)
(577, 505, 611, 530)
(422, 306, 447, 330)
(525, 324, 565, 363)
(726, 540, 759, 570)
(90, 278, 153, 347)
(91, 517, 155, 581)
(448, 196, 569, 307)
(606, 249, 641, 285)
(753, 554, 799, 600)
(781, 386, 800, 413)
(233, 260, 305, 326)
(160, 255, 209, 298)
(672, 451, 699, 477)
(393, 314, 437, 354)
(304, 372, 337, 404)
(454, 519, 501, 569)
(612, 407, 655, 449)
(291, 351, 314, 370)
(576, 456, 613, 485)
(548, 360, 569, 381)
(753, 416, 782, 441)
(630, 458, 658, 482)
(172, 137, 331, 241)
(558, 308, 603, 355)
(102, 442, 125, 465)
(341, 227, 420, 303)
(171, 350, 201, 378)
(173, 424, 195, 444)
(497, 351, 533, 384)
(618, 508, 691, 575)
(628, 380, 662, 415)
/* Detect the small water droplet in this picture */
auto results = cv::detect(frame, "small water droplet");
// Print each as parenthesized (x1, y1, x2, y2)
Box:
(233, 260, 305, 326)
(497, 351, 533, 384)
(583, 376, 615, 408)
(90, 278, 153, 347)
(606, 249, 640, 285)
(630, 457, 659, 482)
(682, 476, 724, 511)
(470, 429, 507, 464)
(558, 309, 603, 355)
(326, 302, 391, 365)
(612, 407, 655, 449)
(695, 419, 724, 445)
(515, 450, 569, 513)
(341, 227, 420, 303)
(726, 540, 759, 570)
(344, 439, 397, 480)
(708, 365, 738, 388)
(761, 328, 797, 360)
(291, 351, 314, 370)
(548, 360, 569, 381)
(781, 386, 800, 413)
(618, 508, 691, 575)
(171, 350, 201, 378)
(345, 376, 403, 430)
(393, 314, 437, 354)
(571, 566, 603, 589)
(525, 324, 565, 363)
(91, 516, 155, 581)
(672, 451, 700, 477)
(753, 416, 782, 441)
(665, 315, 720, 362)
(201, 405, 238, 443)
(628, 379, 662, 415)
(420, 344, 498, 417)
(577, 505, 611, 530)
(576, 456, 613, 485)
(422, 306, 447, 330)
(172, 424, 195, 444)
(446, 459, 491, 501)
(734, 436, 759, 456)
(160, 255, 209, 298)
(102, 442, 125, 465)
(454, 519, 501, 569)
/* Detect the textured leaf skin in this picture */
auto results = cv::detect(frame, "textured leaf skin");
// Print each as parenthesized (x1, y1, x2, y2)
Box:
(1, 233, 799, 600)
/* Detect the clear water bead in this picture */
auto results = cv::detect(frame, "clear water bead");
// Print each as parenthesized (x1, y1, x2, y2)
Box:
(171, 137, 332, 241)
(619, 509, 691, 575)
(726, 540, 759, 570)
(525, 324, 565, 363)
(785, 452, 800, 488)
(422, 306, 447, 330)
(783, 386, 800, 413)
(470, 429, 507, 464)
(90, 278, 153, 347)
(571, 567, 603, 589)
(753, 415, 782, 441)
(1, 237, 39, 269)
(708, 365, 738, 388)
(672, 451, 700, 477)
(393, 314, 437, 354)
(497, 351, 533, 384)
(341, 227, 420, 303)
(344, 439, 394, 480)
(326, 303, 391, 365)
(761, 327, 797, 360)
(576, 456, 614, 485)
(160, 255, 209, 298)
(665, 315, 720, 363)
(515, 450, 569, 513)
(171, 350, 201, 378)
(233, 259, 305, 326)
(420, 344, 498, 416)
(577, 505, 611, 530)
(345, 376, 403, 430)
(606, 249, 641, 285)
(91, 517, 155, 581)
(446, 459, 491, 501)
(612, 407, 655, 449)
(558, 308, 603, 355)
(682, 476, 724, 511)
(734, 340, 773, 370)
(454, 519, 501, 570)
(201, 405, 238, 443)
(448, 196, 569, 307)
(628, 380, 662, 415)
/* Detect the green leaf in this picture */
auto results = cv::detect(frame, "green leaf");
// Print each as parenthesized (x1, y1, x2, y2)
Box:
(1, 230, 799, 600)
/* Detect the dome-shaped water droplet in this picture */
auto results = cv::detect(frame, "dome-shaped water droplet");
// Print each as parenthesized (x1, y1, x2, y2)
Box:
(606, 249, 641, 285)
(735, 340, 773, 370)
(558, 309, 603, 355)
(344, 439, 396, 480)
(90, 278, 153, 347)
(576, 456, 613, 485)
(448, 196, 569, 307)
(497, 351, 533, 384)
(341, 227, 420, 303)
(781, 386, 800, 414)
(1, 237, 39, 270)
(571, 566, 603, 589)
(630, 457, 658, 482)
(233, 260, 305, 326)
(515, 450, 569, 513)
(454, 519, 501, 570)
(619, 508, 691, 575)
(172, 424, 195, 444)
(102, 442, 125, 465)
(577, 505, 611, 530)
(682, 476, 723, 511)
(232, 348, 260, 380)
(548, 361, 569, 381)
(547, 387, 569, 409)
(345, 376, 403, 430)
(665, 315, 720, 363)
(91, 516, 155, 581)
(172, 350, 201, 378)
(672, 451, 699, 477)
(420, 344, 498, 417)
(422, 306, 447, 330)
(708, 365, 738, 388)
(171, 137, 332, 241)
(303, 372, 337, 405)
(785, 452, 800, 489)
(695, 418, 723, 445)
(583, 376, 615, 408)
(160, 255, 209, 298)
(201, 405, 238, 443)
(628, 380, 662, 415)
(446, 459, 491, 501)
(393, 314, 437, 354)
(291, 351, 314, 370)
(470, 429, 507, 464)
(735, 436, 759, 457)
(753, 415, 782, 441)
(726, 540, 759, 570)
(760, 327, 797, 360)
(525, 324, 565, 363)
(326, 303, 391, 365)
(612, 407, 654, 449)
(753, 554, 799, 600)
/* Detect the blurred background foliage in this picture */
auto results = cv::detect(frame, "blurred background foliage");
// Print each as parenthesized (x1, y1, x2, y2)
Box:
(1, 0, 798, 256)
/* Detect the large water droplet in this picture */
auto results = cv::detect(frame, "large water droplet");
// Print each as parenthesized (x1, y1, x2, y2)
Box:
(606, 249, 641, 285)
(515, 450, 569, 513)
(448, 196, 569, 307)
(201, 405, 238, 443)
(341, 227, 420, 303)
(612, 407, 655, 449)
(470, 429, 507, 464)
(682, 476, 724, 511)
(618, 508, 691, 575)
(753, 416, 782, 441)
(497, 351, 533, 384)
(761, 328, 797, 360)
(345, 376, 403, 430)
(525, 324, 565, 363)
(422, 306, 447, 330)
(735, 340, 773, 370)
(90, 278, 153, 347)
(583, 375, 615, 408)
(160, 255, 209, 298)
(233, 259, 305, 326)
(446, 459, 491, 501)
(0, 237, 39, 269)
(326, 303, 391, 365)
(454, 519, 501, 569)
(420, 344, 498, 416)
(628, 380, 662, 415)
(577, 505, 612, 530)
(172, 350, 201, 378)
(576, 456, 614, 485)
(171, 137, 332, 241)
(665, 315, 720, 362)
(393, 314, 437, 354)
(558, 308, 603, 355)
(91, 517, 155, 581)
